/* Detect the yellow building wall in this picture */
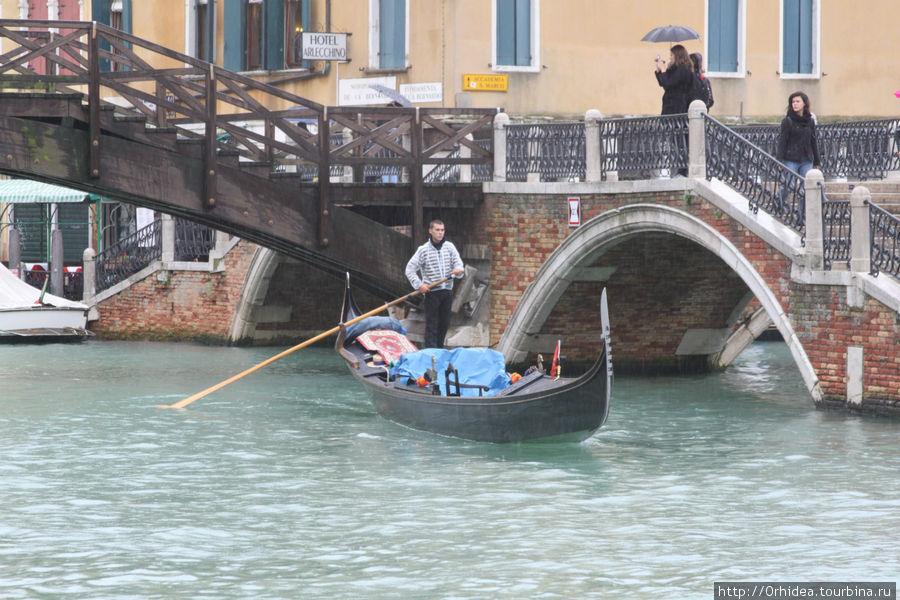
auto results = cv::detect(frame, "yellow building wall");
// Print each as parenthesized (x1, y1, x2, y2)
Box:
(4, 1, 900, 120)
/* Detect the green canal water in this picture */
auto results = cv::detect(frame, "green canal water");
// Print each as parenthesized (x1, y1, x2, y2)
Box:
(0, 340, 897, 599)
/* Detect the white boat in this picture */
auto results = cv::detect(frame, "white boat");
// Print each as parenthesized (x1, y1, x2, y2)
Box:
(0, 262, 91, 341)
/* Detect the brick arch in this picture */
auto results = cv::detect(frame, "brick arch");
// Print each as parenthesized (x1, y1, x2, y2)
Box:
(497, 203, 823, 402)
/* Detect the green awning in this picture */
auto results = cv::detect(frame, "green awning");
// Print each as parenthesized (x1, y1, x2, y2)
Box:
(0, 179, 97, 203)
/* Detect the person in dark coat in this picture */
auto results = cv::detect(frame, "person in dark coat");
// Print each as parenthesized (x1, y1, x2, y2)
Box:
(654, 44, 693, 115)
(776, 91, 821, 176)
(654, 44, 693, 176)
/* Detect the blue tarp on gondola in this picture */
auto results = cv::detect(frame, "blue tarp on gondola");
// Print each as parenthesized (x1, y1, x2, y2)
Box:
(391, 348, 511, 397)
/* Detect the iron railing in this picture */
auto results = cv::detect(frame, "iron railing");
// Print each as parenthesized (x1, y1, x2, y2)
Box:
(731, 119, 900, 180)
(599, 114, 689, 180)
(95, 218, 161, 292)
(175, 218, 216, 261)
(705, 115, 806, 233)
(869, 202, 900, 278)
(506, 122, 585, 182)
(821, 183, 851, 270)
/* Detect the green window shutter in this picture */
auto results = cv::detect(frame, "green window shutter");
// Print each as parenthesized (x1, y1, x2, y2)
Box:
(798, 0, 813, 73)
(14, 205, 49, 263)
(782, 0, 800, 73)
(514, 0, 530, 66)
(92, 0, 112, 72)
(265, 0, 285, 70)
(301, 0, 311, 68)
(708, 0, 738, 72)
(58, 204, 90, 264)
(224, 0, 246, 71)
(122, 0, 132, 33)
(496, 0, 515, 66)
(379, 0, 406, 69)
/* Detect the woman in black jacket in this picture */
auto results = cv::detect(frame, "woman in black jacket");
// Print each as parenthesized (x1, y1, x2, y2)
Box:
(654, 44, 693, 176)
(654, 44, 693, 115)
(776, 91, 821, 176)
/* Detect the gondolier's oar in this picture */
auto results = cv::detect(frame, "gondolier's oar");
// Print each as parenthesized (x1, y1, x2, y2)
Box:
(161, 277, 451, 409)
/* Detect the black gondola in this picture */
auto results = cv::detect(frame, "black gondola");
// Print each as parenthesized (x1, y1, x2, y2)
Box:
(335, 276, 612, 443)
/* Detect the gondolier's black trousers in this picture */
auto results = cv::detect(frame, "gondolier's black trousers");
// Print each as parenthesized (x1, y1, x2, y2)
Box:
(424, 288, 453, 349)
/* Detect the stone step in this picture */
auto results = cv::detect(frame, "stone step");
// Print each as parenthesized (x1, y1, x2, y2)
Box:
(826, 181, 900, 194)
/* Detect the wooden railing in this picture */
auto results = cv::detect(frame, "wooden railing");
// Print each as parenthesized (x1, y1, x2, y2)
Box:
(0, 19, 499, 246)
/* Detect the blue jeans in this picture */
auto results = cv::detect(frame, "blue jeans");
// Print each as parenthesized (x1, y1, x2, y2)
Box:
(783, 160, 813, 177)
(781, 160, 813, 220)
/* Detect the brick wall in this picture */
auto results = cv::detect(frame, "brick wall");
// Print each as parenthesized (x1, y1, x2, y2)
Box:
(91, 241, 258, 342)
(479, 190, 900, 408)
(91, 241, 387, 345)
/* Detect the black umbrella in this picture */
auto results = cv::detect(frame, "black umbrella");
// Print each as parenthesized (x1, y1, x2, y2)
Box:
(641, 25, 700, 43)
(369, 84, 413, 107)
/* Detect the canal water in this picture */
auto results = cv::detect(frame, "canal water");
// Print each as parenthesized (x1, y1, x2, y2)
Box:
(1, 340, 897, 599)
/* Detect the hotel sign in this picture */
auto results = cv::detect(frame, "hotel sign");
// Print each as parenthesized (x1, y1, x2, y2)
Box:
(462, 74, 508, 92)
(301, 32, 348, 61)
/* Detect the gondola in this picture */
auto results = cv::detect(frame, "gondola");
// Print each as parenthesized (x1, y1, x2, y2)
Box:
(335, 276, 612, 443)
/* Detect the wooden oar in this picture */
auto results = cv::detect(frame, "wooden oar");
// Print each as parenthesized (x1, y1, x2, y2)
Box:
(161, 276, 450, 409)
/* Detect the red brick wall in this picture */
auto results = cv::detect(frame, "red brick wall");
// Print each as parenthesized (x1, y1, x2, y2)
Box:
(91, 241, 259, 342)
(92, 242, 387, 345)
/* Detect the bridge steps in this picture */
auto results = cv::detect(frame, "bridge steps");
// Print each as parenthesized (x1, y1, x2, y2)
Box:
(825, 181, 900, 215)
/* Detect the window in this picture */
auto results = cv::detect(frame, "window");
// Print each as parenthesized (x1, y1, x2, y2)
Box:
(706, 0, 744, 76)
(196, 0, 214, 62)
(92, 0, 132, 72)
(225, 0, 308, 72)
(369, 0, 407, 70)
(781, 0, 818, 76)
(493, 0, 539, 72)
(285, 0, 311, 68)
(246, 0, 264, 70)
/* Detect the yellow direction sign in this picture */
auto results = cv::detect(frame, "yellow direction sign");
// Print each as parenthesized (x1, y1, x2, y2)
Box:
(462, 74, 508, 92)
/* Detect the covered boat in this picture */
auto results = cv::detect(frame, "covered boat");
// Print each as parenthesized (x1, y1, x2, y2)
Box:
(335, 276, 612, 442)
(0, 261, 91, 341)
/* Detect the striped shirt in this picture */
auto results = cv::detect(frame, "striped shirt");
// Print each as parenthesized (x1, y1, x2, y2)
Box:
(405, 239, 464, 292)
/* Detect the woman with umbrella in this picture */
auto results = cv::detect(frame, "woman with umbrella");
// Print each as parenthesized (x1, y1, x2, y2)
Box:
(654, 44, 693, 176)
(654, 44, 693, 115)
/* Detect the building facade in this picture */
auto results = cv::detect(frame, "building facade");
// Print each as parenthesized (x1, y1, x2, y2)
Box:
(3, 1, 898, 119)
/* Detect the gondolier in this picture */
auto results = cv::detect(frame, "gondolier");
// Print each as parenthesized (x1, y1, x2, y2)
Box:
(405, 220, 464, 349)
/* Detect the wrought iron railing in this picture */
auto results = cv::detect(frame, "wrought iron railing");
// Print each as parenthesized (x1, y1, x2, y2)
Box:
(869, 202, 900, 278)
(63, 269, 83, 300)
(506, 122, 585, 182)
(175, 218, 216, 261)
(23, 269, 49, 291)
(821, 183, 851, 270)
(599, 115, 688, 180)
(95, 218, 161, 292)
(705, 115, 806, 233)
(731, 119, 900, 180)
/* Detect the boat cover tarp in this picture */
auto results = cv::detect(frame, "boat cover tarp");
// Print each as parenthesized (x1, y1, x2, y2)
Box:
(391, 348, 511, 397)
(345, 315, 406, 340)
(0, 261, 87, 310)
